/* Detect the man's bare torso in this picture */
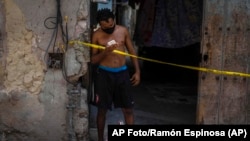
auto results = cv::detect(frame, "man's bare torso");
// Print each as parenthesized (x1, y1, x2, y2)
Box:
(93, 25, 127, 68)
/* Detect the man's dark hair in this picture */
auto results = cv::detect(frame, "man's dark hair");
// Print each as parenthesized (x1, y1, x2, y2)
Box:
(96, 8, 115, 23)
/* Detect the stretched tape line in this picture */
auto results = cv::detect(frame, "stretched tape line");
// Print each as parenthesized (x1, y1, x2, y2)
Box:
(69, 40, 250, 77)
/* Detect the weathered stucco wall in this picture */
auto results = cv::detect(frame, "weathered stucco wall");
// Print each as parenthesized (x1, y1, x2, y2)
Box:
(0, 0, 5, 89)
(0, 0, 90, 140)
(4, 0, 45, 94)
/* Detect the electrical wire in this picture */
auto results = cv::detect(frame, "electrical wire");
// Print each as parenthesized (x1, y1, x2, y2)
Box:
(43, 0, 75, 85)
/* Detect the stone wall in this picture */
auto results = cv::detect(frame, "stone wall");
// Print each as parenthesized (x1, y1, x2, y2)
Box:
(0, 0, 90, 140)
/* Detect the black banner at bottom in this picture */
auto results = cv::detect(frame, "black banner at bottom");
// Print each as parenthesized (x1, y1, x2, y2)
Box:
(108, 125, 250, 141)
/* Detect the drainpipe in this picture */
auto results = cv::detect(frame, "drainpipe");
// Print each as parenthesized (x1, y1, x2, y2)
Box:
(1, 132, 6, 141)
(66, 83, 81, 141)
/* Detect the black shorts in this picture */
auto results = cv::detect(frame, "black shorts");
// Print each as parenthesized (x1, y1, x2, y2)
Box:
(93, 67, 134, 110)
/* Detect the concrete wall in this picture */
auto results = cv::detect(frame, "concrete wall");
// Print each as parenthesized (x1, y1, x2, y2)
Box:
(0, 0, 90, 140)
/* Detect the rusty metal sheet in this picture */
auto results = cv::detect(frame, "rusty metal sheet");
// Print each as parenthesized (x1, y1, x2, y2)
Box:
(197, 0, 250, 124)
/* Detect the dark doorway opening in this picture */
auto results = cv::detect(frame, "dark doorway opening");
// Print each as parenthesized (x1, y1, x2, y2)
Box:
(130, 42, 200, 124)
(89, 0, 203, 140)
(125, 0, 203, 125)
(138, 43, 200, 84)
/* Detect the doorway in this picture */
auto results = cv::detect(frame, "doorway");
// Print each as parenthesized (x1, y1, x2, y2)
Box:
(88, 0, 203, 140)
(121, 0, 202, 125)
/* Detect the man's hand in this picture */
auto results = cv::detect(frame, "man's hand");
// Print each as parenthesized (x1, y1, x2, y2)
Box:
(105, 40, 118, 53)
(130, 72, 140, 86)
(105, 44, 117, 52)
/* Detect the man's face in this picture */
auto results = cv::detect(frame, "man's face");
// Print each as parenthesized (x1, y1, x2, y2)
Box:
(100, 18, 116, 34)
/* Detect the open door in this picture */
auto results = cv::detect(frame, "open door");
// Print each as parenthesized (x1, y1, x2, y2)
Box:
(197, 0, 250, 124)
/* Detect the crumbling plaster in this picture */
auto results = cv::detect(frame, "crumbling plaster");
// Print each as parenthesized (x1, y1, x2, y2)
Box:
(3, 0, 89, 94)
(1, 0, 90, 140)
(4, 0, 45, 94)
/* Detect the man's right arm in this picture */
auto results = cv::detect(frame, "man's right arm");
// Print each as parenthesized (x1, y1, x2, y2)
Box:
(90, 34, 117, 65)
(90, 34, 102, 64)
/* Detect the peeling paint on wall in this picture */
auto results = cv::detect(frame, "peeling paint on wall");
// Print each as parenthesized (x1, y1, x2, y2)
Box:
(4, 0, 45, 95)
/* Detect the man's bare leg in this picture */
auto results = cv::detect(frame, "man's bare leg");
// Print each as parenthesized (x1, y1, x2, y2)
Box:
(122, 108, 134, 124)
(97, 108, 107, 141)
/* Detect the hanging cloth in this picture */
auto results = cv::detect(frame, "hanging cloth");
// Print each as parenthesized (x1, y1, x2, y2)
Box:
(134, 0, 202, 48)
(133, 0, 156, 47)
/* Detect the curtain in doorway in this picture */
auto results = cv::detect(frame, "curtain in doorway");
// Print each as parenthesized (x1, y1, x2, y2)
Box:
(133, 0, 203, 48)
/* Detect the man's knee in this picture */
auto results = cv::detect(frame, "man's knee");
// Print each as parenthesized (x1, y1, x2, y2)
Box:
(122, 108, 133, 115)
(97, 108, 107, 116)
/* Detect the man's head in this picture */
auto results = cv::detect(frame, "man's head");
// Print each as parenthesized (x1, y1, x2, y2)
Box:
(96, 8, 115, 23)
(96, 8, 116, 34)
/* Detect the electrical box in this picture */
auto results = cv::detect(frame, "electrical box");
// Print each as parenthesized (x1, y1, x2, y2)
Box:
(48, 53, 64, 69)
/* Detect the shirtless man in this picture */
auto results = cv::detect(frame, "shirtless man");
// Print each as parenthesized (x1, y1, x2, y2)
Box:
(91, 8, 140, 141)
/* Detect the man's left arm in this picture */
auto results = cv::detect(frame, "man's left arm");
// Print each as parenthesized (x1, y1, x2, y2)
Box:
(124, 28, 141, 86)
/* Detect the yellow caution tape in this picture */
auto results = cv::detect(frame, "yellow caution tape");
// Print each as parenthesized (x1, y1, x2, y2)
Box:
(69, 40, 250, 77)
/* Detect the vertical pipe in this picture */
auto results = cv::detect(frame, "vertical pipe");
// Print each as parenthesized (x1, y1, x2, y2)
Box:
(67, 86, 77, 141)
